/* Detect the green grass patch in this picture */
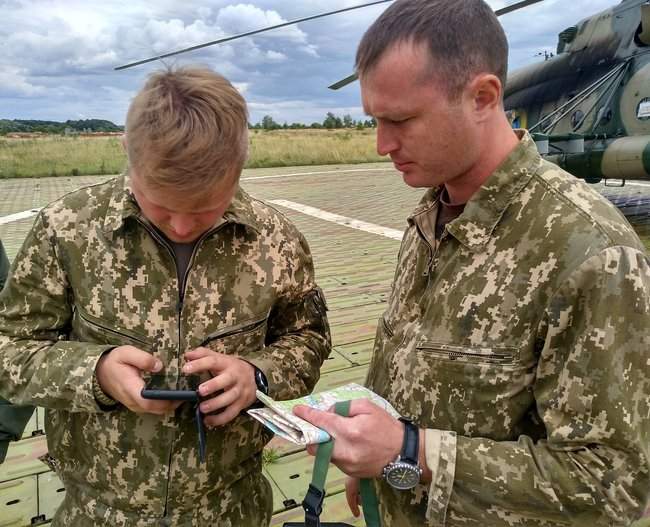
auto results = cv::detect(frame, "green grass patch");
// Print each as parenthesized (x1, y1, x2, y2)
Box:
(0, 129, 387, 178)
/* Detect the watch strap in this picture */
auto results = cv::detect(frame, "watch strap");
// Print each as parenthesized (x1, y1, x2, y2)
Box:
(398, 417, 419, 466)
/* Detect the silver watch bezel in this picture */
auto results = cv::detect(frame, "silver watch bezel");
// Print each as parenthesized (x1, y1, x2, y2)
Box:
(382, 457, 423, 490)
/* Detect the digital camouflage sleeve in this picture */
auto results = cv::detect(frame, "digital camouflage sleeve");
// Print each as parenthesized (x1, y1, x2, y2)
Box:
(0, 176, 331, 526)
(367, 132, 650, 526)
(0, 239, 34, 463)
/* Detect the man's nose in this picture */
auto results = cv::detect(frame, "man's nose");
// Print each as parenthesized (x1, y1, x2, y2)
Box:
(169, 215, 194, 237)
(376, 123, 399, 156)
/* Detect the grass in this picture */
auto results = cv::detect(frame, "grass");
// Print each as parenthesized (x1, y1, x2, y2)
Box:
(262, 447, 280, 467)
(0, 129, 386, 178)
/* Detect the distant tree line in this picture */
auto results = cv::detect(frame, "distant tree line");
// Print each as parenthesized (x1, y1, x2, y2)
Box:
(251, 112, 376, 130)
(0, 119, 123, 135)
(1, 113, 376, 136)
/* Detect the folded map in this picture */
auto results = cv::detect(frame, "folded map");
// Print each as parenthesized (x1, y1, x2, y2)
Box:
(247, 382, 400, 445)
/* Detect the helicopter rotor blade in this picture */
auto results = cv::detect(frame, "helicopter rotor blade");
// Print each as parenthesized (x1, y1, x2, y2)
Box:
(328, 73, 359, 91)
(328, 0, 548, 90)
(114, 0, 393, 71)
(494, 0, 545, 16)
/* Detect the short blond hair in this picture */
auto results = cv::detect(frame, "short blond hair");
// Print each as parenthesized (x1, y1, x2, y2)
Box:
(125, 66, 248, 191)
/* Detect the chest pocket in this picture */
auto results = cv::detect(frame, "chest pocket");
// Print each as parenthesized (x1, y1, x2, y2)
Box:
(200, 314, 269, 357)
(71, 304, 150, 350)
(390, 339, 534, 439)
(416, 341, 517, 365)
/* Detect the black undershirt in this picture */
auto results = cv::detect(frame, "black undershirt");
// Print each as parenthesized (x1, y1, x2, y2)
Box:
(435, 187, 466, 241)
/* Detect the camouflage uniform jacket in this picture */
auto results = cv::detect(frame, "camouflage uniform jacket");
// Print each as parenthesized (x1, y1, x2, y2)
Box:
(367, 131, 650, 526)
(0, 175, 331, 526)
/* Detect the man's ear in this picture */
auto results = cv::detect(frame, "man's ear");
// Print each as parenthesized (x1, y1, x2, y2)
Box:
(466, 74, 502, 122)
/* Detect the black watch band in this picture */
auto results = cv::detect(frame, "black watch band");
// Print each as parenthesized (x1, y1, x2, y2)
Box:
(398, 417, 419, 465)
(254, 366, 269, 395)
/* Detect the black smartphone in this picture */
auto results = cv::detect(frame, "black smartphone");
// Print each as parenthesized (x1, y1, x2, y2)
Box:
(141, 374, 200, 401)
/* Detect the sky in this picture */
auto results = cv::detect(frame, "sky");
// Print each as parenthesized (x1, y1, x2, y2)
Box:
(0, 0, 619, 126)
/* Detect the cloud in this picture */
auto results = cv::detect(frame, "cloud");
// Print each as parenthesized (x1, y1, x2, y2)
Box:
(215, 3, 308, 43)
(0, 0, 626, 126)
(0, 66, 45, 97)
(266, 50, 287, 61)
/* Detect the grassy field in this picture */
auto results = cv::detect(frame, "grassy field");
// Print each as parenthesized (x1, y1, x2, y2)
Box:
(0, 129, 386, 178)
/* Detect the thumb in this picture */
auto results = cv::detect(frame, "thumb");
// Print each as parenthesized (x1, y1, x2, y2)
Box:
(115, 346, 162, 373)
(293, 405, 343, 435)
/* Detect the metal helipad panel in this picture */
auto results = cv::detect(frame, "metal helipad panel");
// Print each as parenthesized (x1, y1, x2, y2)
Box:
(269, 490, 366, 527)
(0, 476, 38, 527)
(321, 349, 354, 374)
(334, 339, 375, 366)
(0, 436, 49, 483)
(265, 449, 347, 507)
(313, 365, 369, 394)
(36, 471, 65, 523)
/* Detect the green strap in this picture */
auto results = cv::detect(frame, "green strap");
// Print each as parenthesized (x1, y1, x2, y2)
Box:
(306, 399, 381, 527)
(359, 478, 381, 526)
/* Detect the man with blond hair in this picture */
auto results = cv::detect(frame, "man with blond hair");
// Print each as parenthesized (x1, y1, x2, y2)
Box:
(0, 66, 330, 526)
(296, 0, 650, 525)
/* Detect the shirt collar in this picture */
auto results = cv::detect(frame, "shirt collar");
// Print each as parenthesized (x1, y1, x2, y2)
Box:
(408, 130, 542, 251)
(102, 172, 263, 236)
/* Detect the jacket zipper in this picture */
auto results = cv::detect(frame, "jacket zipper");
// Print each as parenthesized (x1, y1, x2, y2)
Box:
(417, 344, 514, 365)
(199, 316, 268, 346)
(134, 217, 232, 517)
(77, 309, 148, 347)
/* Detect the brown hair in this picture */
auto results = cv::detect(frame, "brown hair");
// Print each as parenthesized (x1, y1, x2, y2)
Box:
(356, 0, 508, 97)
(125, 66, 248, 191)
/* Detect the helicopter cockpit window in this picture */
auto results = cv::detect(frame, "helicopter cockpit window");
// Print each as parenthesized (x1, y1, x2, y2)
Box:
(635, 23, 650, 47)
(635, 5, 650, 46)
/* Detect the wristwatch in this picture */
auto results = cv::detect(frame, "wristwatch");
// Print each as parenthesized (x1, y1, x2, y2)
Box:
(382, 417, 423, 490)
(253, 366, 269, 395)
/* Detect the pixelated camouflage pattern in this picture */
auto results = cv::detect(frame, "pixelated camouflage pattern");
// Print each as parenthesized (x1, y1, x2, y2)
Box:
(367, 131, 650, 526)
(0, 238, 35, 464)
(0, 174, 331, 526)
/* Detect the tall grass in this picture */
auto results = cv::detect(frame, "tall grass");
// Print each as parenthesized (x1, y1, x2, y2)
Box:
(247, 129, 384, 168)
(0, 129, 385, 178)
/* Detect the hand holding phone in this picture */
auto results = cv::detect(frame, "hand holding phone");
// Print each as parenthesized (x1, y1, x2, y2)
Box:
(95, 346, 182, 415)
(140, 373, 210, 463)
(140, 374, 200, 401)
(183, 348, 258, 428)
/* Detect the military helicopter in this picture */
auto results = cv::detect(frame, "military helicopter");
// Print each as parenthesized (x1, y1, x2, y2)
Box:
(116, 0, 650, 185)
(330, 0, 650, 185)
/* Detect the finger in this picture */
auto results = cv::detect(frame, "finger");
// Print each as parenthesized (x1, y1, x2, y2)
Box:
(293, 405, 344, 436)
(345, 477, 361, 517)
(115, 346, 162, 373)
(184, 347, 221, 361)
(183, 355, 227, 375)
(199, 384, 238, 414)
(305, 444, 317, 456)
(197, 372, 234, 398)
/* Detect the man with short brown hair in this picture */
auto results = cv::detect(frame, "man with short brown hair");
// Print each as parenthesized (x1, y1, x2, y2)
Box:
(0, 66, 331, 526)
(296, 1, 650, 525)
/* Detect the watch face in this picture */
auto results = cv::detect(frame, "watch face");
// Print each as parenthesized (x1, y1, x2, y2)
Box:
(385, 462, 421, 490)
(255, 368, 269, 394)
